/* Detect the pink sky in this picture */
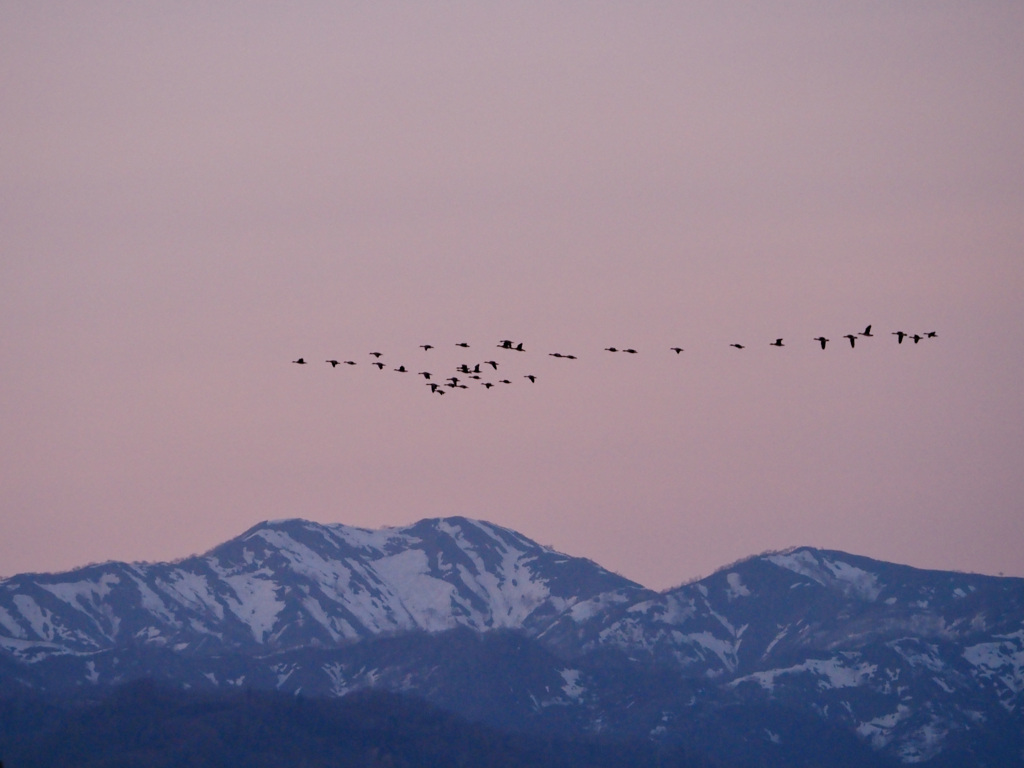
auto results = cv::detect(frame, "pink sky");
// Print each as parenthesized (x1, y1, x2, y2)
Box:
(3, 3, 1022, 590)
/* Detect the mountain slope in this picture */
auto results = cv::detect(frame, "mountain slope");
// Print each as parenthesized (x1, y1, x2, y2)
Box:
(0, 516, 647, 660)
(2, 520, 1022, 766)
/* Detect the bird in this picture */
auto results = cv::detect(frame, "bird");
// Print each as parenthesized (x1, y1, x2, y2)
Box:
(730, 343, 745, 350)
(623, 349, 637, 354)
(369, 352, 383, 358)
(372, 362, 385, 369)
(420, 344, 434, 351)
(910, 334, 924, 344)
(498, 340, 513, 349)
(844, 334, 857, 348)
(327, 360, 340, 367)
(394, 365, 407, 372)
(769, 339, 784, 347)
(419, 371, 432, 379)
(605, 347, 618, 352)
(892, 331, 907, 344)
(482, 382, 494, 388)
(925, 331, 938, 338)
(427, 382, 440, 393)
(514, 343, 524, 351)
(524, 374, 536, 382)
(484, 360, 498, 369)
(860, 325, 874, 337)
(456, 342, 470, 348)
(670, 347, 684, 353)
(499, 379, 511, 384)
(549, 352, 564, 358)
(343, 360, 357, 366)
(292, 358, 307, 364)
(813, 337, 829, 350)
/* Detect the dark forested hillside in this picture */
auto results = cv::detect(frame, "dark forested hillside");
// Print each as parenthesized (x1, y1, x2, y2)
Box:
(0, 681, 715, 768)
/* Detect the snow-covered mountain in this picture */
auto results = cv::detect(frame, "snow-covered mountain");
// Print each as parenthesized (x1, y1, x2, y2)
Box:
(0, 517, 645, 660)
(2, 518, 1022, 766)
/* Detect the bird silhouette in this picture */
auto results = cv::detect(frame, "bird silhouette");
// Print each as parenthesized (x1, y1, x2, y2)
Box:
(844, 334, 857, 348)
(670, 347, 684, 353)
(420, 344, 434, 351)
(892, 331, 907, 344)
(499, 379, 511, 384)
(624, 349, 637, 354)
(860, 325, 873, 337)
(524, 374, 536, 382)
(456, 342, 470, 348)
(482, 382, 494, 388)
(394, 365, 407, 372)
(484, 360, 498, 369)
(730, 343, 745, 350)
(419, 371, 432, 379)
(770, 339, 784, 347)
(369, 352, 383, 358)
(344, 360, 356, 365)
(925, 331, 937, 338)
(911, 334, 923, 344)
(327, 360, 340, 367)
(515, 343, 524, 351)
(814, 337, 829, 350)
(292, 358, 307, 364)
(605, 347, 618, 352)
(372, 361, 385, 369)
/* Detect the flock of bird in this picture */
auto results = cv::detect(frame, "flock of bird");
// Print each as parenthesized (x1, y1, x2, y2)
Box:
(291, 326, 938, 395)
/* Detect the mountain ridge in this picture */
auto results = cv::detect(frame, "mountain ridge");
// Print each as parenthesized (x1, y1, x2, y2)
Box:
(2, 516, 1022, 766)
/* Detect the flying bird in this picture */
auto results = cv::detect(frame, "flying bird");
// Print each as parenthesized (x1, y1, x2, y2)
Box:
(844, 334, 857, 348)
(372, 362, 385, 369)
(605, 347, 618, 352)
(524, 374, 536, 382)
(910, 334, 924, 344)
(456, 342, 470, 348)
(769, 339, 784, 347)
(394, 365, 407, 372)
(327, 360, 340, 367)
(419, 371, 432, 379)
(813, 337, 829, 350)
(369, 352, 383, 358)
(730, 343, 745, 350)
(925, 331, 938, 338)
(420, 344, 434, 351)
(860, 325, 874, 337)
(892, 331, 907, 344)
(670, 347, 684, 353)
(484, 360, 498, 369)
(623, 349, 637, 354)
(292, 358, 307, 364)
(344, 360, 356, 366)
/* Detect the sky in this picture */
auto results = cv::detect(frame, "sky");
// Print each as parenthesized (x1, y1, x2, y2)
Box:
(2, 2, 1023, 591)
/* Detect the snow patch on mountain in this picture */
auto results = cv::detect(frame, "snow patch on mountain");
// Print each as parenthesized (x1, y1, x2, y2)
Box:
(767, 549, 882, 600)
(732, 655, 877, 693)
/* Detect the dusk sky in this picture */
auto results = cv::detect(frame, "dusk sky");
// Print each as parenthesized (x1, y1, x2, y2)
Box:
(3, 2, 1022, 590)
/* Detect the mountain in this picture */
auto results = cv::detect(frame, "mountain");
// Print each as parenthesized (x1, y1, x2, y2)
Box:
(2, 517, 1022, 766)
